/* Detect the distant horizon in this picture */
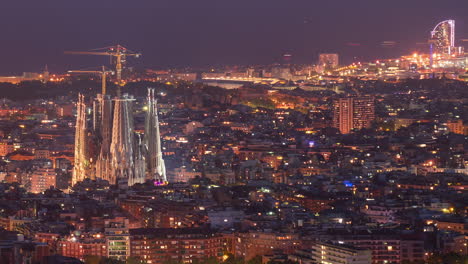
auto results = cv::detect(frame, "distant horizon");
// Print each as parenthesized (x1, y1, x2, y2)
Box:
(0, 0, 467, 75)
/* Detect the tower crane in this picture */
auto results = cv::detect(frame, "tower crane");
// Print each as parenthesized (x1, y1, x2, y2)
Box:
(68, 66, 114, 95)
(65, 45, 141, 95)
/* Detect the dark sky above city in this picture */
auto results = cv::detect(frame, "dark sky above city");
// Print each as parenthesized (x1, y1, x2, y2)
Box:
(0, 0, 468, 74)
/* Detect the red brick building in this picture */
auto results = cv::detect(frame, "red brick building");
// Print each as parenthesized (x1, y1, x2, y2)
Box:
(234, 231, 301, 260)
(58, 235, 107, 261)
(30, 168, 56, 194)
(129, 228, 226, 264)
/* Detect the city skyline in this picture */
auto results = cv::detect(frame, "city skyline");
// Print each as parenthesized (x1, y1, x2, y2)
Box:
(0, 2, 467, 264)
(1, 0, 468, 74)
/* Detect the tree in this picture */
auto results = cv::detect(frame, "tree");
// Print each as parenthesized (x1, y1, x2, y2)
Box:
(126, 256, 144, 264)
(267, 260, 298, 264)
(426, 252, 468, 264)
(192, 256, 220, 264)
(247, 255, 262, 264)
(401, 260, 425, 264)
(95, 257, 125, 264)
(84, 255, 100, 264)
(161, 260, 183, 264)
(224, 253, 245, 264)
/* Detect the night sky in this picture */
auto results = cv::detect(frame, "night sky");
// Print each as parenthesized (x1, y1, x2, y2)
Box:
(0, 0, 467, 74)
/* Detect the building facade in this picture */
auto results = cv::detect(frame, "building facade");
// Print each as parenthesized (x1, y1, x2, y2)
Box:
(311, 241, 372, 264)
(129, 228, 225, 264)
(30, 168, 56, 193)
(333, 97, 375, 134)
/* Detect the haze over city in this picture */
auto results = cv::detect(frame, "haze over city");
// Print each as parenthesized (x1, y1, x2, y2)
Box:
(1, 0, 468, 73)
(0, 1, 466, 264)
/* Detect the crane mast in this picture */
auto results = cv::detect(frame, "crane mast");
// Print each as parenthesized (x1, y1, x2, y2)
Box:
(65, 45, 141, 96)
(68, 66, 113, 95)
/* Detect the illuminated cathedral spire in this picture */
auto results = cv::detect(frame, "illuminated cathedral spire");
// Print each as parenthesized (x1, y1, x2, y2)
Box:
(72, 94, 90, 185)
(73, 90, 164, 188)
(110, 94, 137, 186)
(94, 94, 113, 182)
(132, 133, 146, 186)
(144, 88, 167, 183)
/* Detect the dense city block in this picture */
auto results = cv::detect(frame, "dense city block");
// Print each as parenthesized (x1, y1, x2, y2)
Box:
(0, 7, 466, 264)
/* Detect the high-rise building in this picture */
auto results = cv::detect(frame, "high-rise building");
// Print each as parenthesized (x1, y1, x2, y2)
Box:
(282, 53, 293, 65)
(271, 66, 292, 80)
(318, 53, 339, 68)
(56, 104, 74, 117)
(445, 119, 464, 134)
(144, 89, 167, 183)
(430, 20, 455, 56)
(333, 97, 375, 134)
(0, 142, 15, 157)
(334, 98, 354, 134)
(31, 168, 56, 193)
(105, 218, 130, 261)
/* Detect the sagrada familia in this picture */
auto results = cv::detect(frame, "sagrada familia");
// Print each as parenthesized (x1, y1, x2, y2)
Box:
(72, 89, 166, 187)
